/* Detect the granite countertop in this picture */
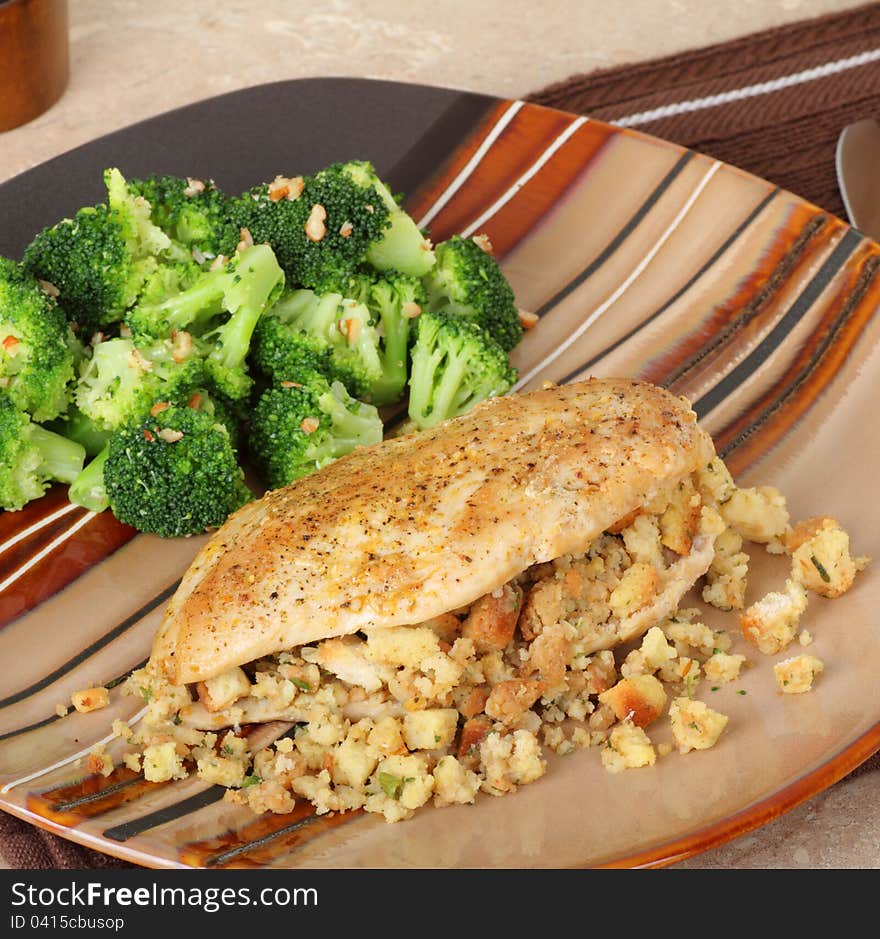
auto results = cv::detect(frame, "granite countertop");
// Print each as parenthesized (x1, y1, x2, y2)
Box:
(1, 0, 877, 871)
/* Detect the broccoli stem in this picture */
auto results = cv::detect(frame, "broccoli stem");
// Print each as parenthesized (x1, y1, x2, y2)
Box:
(209, 245, 286, 369)
(155, 272, 227, 335)
(46, 405, 111, 459)
(370, 310, 408, 407)
(68, 443, 110, 512)
(28, 424, 87, 485)
(314, 387, 382, 460)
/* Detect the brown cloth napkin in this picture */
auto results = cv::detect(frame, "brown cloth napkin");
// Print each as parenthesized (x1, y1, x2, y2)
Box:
(4, 2, 880, 871)
(526, 1, 880, 219)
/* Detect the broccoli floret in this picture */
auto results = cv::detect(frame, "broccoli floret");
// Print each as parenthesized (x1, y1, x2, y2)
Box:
(126, 244, 284, 400)
(422, 236, 522, 352)
(341, 161, 435, 277)
(102, 404, 251, 537)
(249, 370, 383, 488)
(184, 387, 244, 452)
(74, 336, 205, 431)
(251, 288, 381, 399)
(0, 393, 86, 510)
(407, 310, 517, 430)
(126, 174, 239, 258)
(250, 313, 334, 384)
(0, 257, 76, 421)
(133, 259, 205, 314)
(323, 269, 423, 406)
(227, 164, 392, 291)
(22, 168, 179, 332)
(198, 244, 286, 399)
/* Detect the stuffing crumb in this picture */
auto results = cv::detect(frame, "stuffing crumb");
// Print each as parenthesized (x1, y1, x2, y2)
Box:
(739, 578, 808, 655)
(785, 516, 869, 599)
(71, 686, 110, 713)
(799, 630, 813, 647)
(55, 703, 68, 718)
(669, 698, 729, 753)
(601, 721, 656, 773)
(86, 746, 114, 778)
(774, 655, 824, 694)
(721, 486, 789, 544)
(704, 652, 747, 684)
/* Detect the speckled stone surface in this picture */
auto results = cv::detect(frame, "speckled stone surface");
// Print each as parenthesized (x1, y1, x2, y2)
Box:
(0, 0, 877, 871)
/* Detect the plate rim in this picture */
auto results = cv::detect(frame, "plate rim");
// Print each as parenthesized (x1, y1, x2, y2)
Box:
(1, 76, 878, 870)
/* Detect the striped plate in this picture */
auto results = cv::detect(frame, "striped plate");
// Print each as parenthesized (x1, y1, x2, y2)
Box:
(1, 79, 878, 869)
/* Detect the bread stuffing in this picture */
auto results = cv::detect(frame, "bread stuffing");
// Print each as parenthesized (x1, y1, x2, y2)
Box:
(88, 378, 866, 823)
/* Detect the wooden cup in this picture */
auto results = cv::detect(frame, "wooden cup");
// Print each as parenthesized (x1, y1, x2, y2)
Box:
(0, 0, 69, 132)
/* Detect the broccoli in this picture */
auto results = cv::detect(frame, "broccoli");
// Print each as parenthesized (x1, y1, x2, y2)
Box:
(45, 403, 111, 458)
(126, 174, 239, 258)
(407, 310, 517, 430)
(227, 164, 392, 291)
(68, 443, 110, 513)
(74, 336, 205, 432)
(323, 268, 424, 406)
(68, 387, 242, 514)
(102, 403, 251, 537)
(22, 168, 179, 333)
(422, 236, 522, 352)
(248, 370, 383, 488)
(341, 161, 435, 277)
(0, 257, 76, 421)
(250, 288, 381, 399)
(125, 243, 284, 400)
(0, 393, 86, 511)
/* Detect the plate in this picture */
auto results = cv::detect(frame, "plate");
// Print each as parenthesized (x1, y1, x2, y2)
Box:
(1, 78, 878, 869)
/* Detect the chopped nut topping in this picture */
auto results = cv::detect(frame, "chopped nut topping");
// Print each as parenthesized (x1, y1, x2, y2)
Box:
(158, 428, 184, 443)
(339, 317, 361, 345)
(236, 227, 254, 253)
(268, 175, 304, 202)
(171, 329, 193, 362)
(118, 324, 132, 338)
(365, 204, 374, 214)
(38, 279, 59, 297)
(128, 348, 154, 371)
(472, 233, 494, 254)
(421, 237, 433, 252)
(191, 247, 207, 265)
(72, 687, 110, 713)
(2, 335, 20, 353)
(184, 177, 206, 196)
(209, 254, 228, 271)
(300, 417, 320, 434)
(305, 204, 327, 242)
(280, 380, 302, 388)
(339, 221, 354, 238)
(402, 301, 422, 319)
(187, 392, 203, 410)
(89, 331, 105, 347)
(518, 308, 539, 329)
(150, 401, 171, 417)
(143, 428, 155, 442)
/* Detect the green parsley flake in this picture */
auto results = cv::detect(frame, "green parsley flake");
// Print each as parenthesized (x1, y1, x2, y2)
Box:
(378, 772, 404, 800)
(290, 677, 313, 692)
(810, 554, 832, 583)
(139, 686, 153, 702)
(241, 774, 262, 788)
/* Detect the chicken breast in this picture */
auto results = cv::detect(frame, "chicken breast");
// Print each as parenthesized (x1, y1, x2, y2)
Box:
(151, 378, 716, 684)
